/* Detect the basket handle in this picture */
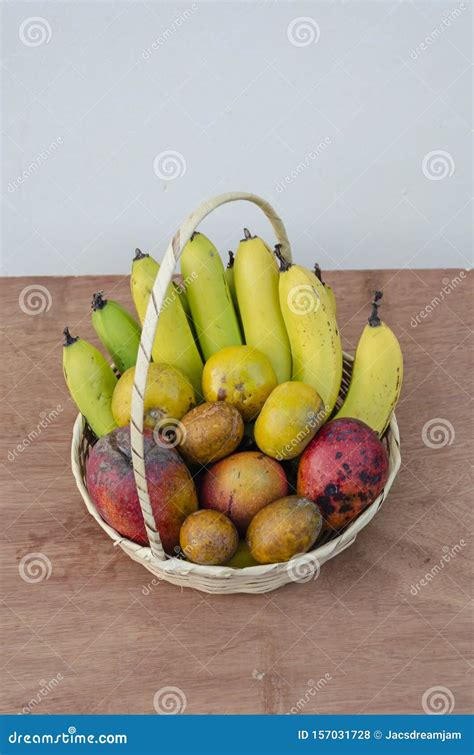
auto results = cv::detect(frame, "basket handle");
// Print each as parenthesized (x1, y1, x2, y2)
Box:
(130, 191, 292, 559)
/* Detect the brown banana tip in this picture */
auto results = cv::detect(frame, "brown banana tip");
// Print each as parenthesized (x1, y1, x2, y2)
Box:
(242, 228, 255, 241)
(91, 291, 107, 310)
(63, 326, 79, 346)
(133, 248, 148, 261)
(368, 291, 383, 327)
(274, 243, 291, 272)
(227, 250, 235, 268)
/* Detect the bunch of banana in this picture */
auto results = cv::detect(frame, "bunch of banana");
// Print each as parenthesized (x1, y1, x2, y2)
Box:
(276, 248, 342, 417)
(91, 292, 141, 374)
(181, 232, 242, 361)
(313, 263, 336, 315)
(335, 292, 403, 434)
(234, 229, 292, 384)
(131, 249, 203, 398)
(62, 327, 117, 437)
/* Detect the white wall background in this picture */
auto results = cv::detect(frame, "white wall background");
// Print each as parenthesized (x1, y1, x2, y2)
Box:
(1, 0, 472, 276)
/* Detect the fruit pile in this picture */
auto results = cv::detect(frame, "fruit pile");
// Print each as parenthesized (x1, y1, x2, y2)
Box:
(63, 229, 403, 568)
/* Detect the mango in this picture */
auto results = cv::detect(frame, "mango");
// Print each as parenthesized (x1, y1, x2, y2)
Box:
(180, 509, 239, 565)
(202, 345, 277, 421)
(297, 418, 389, 532)
(112, 362, 195, 429)
(201, 451, 288, 535)
(254, 381, 324, 460)
(226, 540, 259, 568)
(246, 495, 322, 564)
(179, 401, 244, 466)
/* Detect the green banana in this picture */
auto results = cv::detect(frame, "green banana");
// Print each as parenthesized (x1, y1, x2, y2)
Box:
(276, 249, 342, 416)
(314, 263, 336, 315)
(62, 327, 117, 437)
(181, 232, 242, 361)
(234, 229, 292, 384)
(335, 292, 403, 434)
(91, 292, 141, 374)
(130, 249, 203, 398)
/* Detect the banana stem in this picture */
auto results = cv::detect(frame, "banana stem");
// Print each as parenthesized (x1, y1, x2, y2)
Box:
(227, 250, 235, 269)
(274, 243, 292, 272)
(369, 291, 383, 327)
(242, 228, 255, 241)
(91, 291, 107, 310)
(133, 248, 148, 261)
(63, 326, 79, 346)
(313, 263, 324, 284)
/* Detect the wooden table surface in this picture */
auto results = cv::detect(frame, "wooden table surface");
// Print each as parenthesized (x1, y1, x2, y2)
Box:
(1, 269, 472, 716)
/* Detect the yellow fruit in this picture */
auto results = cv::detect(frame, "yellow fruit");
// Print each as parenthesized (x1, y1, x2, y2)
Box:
(202, 345, 277, 421)
(112, 362, 195, 429)
(254, 381, 324, 460)
(226, 540, 259, 568)
(246, 496, 323, 564)
(180, 510, 239, 565)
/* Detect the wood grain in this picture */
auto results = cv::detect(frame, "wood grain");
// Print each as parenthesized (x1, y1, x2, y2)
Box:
(0, 270, 472, 715)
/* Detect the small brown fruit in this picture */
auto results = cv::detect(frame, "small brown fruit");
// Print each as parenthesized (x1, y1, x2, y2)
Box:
(179, 401, 244, 466)
(180, 510, 239, 565)
(246, 495, 322, 564)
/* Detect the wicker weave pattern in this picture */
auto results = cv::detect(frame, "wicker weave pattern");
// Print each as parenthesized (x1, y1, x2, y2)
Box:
(70, 192, 401, 594)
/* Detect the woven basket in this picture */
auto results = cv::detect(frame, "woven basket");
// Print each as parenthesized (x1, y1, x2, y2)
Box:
(71, 192, 401, 594)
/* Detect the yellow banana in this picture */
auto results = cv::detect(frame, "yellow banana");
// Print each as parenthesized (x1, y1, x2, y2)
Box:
(314, 263, 336, 315)
(63, 327, 117, 437)
(130, 249, 203, 398)
(181, 232, 242, 361)
(91, 292, 141, 374)
(234, 229, 292, 383)
(277, 251, 342, 416)
(335, 292, 403, 434)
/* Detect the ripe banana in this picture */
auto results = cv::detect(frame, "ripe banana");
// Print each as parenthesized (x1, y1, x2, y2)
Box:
(234, 229, 292, 384)
(63, 327, 117, 437)
(131, 249, 203, 398)
(181, 232, 242, 361)
(314, 263, 336, 315)
(91, 292, 141, 374)
(276, 251, 342, 416)
(335, 292, 403, 434)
